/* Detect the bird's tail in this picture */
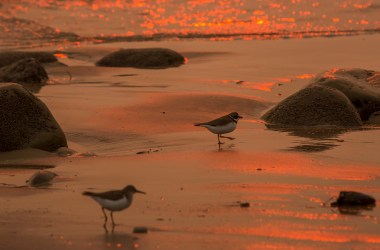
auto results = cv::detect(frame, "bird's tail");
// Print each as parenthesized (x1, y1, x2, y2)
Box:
(82, 191, 95, 196)
(194, 123, 204, 127)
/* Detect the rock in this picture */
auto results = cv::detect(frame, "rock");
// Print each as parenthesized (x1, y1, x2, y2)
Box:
(0, 58, 48, 85)
(0, 83, 67, 152)
(0, 51, 57, 68)
(262, 68, 380, 128)
(331, 191, 376, 207)
(261, 86, 362, 127)
(309, 68, 380, 120)
(133, 226, 148, 234)
(96, 48, 185, 68)
(26, 170, 57, 187)
(239, 202, 250, 208)
(367, 111, 380, 124)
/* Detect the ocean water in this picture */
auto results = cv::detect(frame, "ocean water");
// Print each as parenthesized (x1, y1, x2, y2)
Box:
(0, 0, 379, 48)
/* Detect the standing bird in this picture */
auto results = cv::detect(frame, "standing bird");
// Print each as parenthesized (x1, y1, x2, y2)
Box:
(83, 185, 146, 230)
(194, 112, 243, 144)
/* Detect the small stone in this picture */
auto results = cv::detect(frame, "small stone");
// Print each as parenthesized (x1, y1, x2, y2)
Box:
(133, 227, 148, 234)
(26, 170, 57, 187)
(136, 150, 150, 155)
(240, 202, 250, 208)
(331, 191, 376, 207)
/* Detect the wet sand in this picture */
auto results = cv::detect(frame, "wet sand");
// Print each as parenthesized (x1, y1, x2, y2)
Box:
(1, 35, 380, 249)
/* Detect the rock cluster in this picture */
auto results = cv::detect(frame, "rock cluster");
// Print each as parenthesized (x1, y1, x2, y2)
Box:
(261, 68, 380, 127)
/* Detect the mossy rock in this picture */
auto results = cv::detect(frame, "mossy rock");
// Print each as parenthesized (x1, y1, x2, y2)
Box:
(0, 51, 57, 68)
(0, 58, 48, 85)
(261, 86, 362, 127)
(0, 83, 67, 152)
(96, 48, 185, 69)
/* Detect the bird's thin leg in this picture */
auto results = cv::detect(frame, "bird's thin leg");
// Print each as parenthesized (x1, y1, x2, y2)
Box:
(220, 135, 235, 140)
(102, 207, 108, 230)
(217, 134, 224, 144)
(110, 211, 116, 227)
(111, 213, 116, 232)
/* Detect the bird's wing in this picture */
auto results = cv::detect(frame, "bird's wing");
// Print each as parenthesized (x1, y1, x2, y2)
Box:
(196, 115, 232, 127)
(83, 190, 125, 200)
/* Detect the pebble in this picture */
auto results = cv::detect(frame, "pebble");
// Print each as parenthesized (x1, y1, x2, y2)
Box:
(133, 227, 148, 234)
(239, 202, 250, 208)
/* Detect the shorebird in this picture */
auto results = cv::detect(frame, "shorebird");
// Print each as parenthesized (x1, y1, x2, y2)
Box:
(194, 112, 243, 144)
(83, 185, 146, 229)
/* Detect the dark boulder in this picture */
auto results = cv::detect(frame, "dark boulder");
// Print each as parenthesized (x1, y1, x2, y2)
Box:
(261, 86, 362, 127)
(261, 68, 380, 128)
(0, 58, 48, 85)
(96, 48, 185, 68)
(0, 51, 57, 68)
(309, 68, 380, 120)
(0, 83, 67, 152)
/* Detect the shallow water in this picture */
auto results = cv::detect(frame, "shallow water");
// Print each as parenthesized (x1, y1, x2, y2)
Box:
(1, 0, 380, 48)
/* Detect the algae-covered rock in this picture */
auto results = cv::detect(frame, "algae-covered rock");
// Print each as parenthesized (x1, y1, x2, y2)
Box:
(96, 48, 185, 68)
(261, 86, 362, 127)
(261, 68, 380, 127)
(0, 58, 48, 85)
(0, 83, 67, 152)
(0, 51, 57, 68)
(310, 68, 380, 120)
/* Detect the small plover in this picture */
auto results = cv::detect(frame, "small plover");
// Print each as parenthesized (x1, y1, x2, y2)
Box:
(194, 112, 243, 144)
(83, 185, 146, 229)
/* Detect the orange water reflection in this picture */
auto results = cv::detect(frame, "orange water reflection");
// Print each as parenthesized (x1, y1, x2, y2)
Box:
(296, 73, 315, 79)
(211, 225, 380, 244)
(1, 0, 379, 45)
(204, 152, 380, 181)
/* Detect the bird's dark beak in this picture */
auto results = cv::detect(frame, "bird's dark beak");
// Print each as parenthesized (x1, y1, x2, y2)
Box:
(239, 116, 243, 119)
(136, 190, 146, 195)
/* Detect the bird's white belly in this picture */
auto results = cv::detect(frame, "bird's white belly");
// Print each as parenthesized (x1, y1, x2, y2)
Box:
(203, 122, 236, 134)
(92, 196, 130, 211)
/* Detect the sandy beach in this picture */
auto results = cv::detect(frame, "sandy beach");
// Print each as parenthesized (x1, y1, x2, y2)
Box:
(1, 30, 380, 250)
